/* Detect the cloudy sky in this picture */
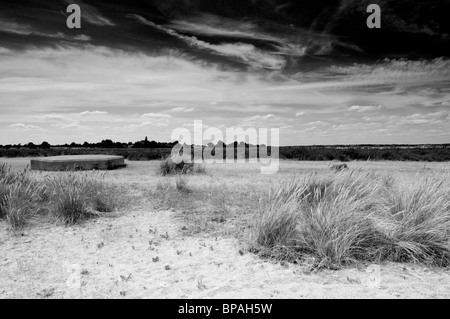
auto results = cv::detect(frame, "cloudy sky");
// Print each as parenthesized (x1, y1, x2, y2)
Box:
(1, 0, 449, 145)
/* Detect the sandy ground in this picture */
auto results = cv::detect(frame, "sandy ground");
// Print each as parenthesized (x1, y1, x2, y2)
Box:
(1, 158, 450, 299)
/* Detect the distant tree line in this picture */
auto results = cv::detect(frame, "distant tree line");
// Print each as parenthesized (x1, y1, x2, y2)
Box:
(0, 136, 178, 150)
(279, 145, 450, 162)
(0, 138, 449, 162)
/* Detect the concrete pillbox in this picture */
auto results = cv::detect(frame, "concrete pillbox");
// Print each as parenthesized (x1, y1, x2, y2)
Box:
(30, 155, 126, 171)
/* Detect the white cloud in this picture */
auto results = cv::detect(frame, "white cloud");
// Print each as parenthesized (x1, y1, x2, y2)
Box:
(52, 121, 87, 129)
(33, 114, 71, 121)
(0, 19, 33, 35)
(307, 121, 328, 126)
(394, 111, 449, 126)
(167, 16, 277, 41)
(141, 113, 172, 119)
(73, 35, 92, 41)
(8, 123, 42, 130)
(0, 47, 12, 54)
(167, 15, 308, 58)
(349, 105, 383, 112)
(328, 58, 450, 87)
(0, 18, 93, 42)
(170, 107, 195, 113)
(123, 121, 169, 130)
(242, 114, 277, 126)
(80, 111, 108, 116)
(129, 14, 286, 70)
(83, 14, 114, 26)
(134, 113, 173, 129)
(295, 112, 305, 117)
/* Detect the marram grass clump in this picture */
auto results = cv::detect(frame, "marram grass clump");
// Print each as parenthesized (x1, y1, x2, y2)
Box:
(0, 164, 119, 228)
(0, 164, 46, 228)
(252, 170, 450, 268)
(47, 171, 118, 225)
(379, 174, 450, 266)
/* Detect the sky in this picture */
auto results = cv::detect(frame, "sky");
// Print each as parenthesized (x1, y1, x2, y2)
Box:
(0, 0, 449, 146)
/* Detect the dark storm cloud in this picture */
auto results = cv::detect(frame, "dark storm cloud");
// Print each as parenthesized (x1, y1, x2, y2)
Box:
(2, 0, 450, 60)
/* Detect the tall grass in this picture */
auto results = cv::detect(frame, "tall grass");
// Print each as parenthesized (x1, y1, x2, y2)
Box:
(3, 181, 45, 228)
(253, 170, 450, 268)
(0, 164, 119, 228)
(380, 175, 450, 265)
(0, 164, 45, 228)
(48, 171, 118, 225)
(0, 183, 8, 218)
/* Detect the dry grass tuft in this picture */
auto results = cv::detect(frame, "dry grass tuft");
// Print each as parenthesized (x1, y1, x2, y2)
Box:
(379, 174, 450, 266)
(47, 171, 118, 225)
(0, 164, 46, 228)
(157, 156, 206, 176)
(0, 164, 119, 228)
(3, 181, 45, 228)
(252, 170, 450, 268)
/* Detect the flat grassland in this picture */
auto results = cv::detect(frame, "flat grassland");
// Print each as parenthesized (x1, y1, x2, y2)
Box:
(1, 158, 450, 298)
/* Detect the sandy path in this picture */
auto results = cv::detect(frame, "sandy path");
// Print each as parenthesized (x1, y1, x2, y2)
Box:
(1, 208, 450, 299)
